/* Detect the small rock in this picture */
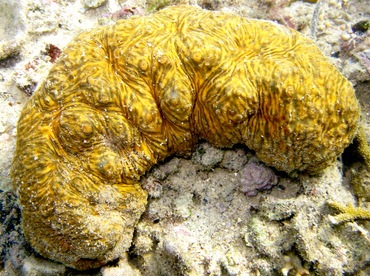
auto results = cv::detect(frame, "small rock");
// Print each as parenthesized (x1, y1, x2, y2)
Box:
(83, 0, 107, 9)
(193, 143, 224, 168)
(22, 256, 66, 275)
(238, 162, 279, 196)
(152, 158, 180, 180)
(220, 148, 248, 171)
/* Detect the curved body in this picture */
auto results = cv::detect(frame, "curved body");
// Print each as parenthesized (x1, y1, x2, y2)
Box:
(12, 6, 360, 269)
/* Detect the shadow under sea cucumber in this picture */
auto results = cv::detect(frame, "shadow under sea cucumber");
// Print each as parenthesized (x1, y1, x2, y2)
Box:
(11, 5, 361, 270)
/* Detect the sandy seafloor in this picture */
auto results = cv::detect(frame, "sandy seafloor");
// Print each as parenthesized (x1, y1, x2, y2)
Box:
(0, 0, 370, 275)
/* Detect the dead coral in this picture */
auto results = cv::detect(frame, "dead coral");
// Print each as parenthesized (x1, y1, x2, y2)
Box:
(281, 251, 310, 276)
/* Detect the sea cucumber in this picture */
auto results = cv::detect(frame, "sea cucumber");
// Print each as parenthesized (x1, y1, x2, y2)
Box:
(11, 5, 360, 270)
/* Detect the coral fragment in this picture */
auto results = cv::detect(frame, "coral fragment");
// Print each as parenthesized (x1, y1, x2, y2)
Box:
(327, 200, 370, 224)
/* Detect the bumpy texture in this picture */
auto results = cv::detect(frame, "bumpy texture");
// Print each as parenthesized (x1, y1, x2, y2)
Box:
(11, 5, 360, 270)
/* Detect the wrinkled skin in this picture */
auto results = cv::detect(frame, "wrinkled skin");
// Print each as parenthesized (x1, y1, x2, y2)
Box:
(11, 5, 360, 270)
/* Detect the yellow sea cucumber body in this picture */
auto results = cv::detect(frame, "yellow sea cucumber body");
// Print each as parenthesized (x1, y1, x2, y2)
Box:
(12, 5, 360, 270)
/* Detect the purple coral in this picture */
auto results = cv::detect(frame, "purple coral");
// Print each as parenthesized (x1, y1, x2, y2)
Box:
(239, 162, 279, 196)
